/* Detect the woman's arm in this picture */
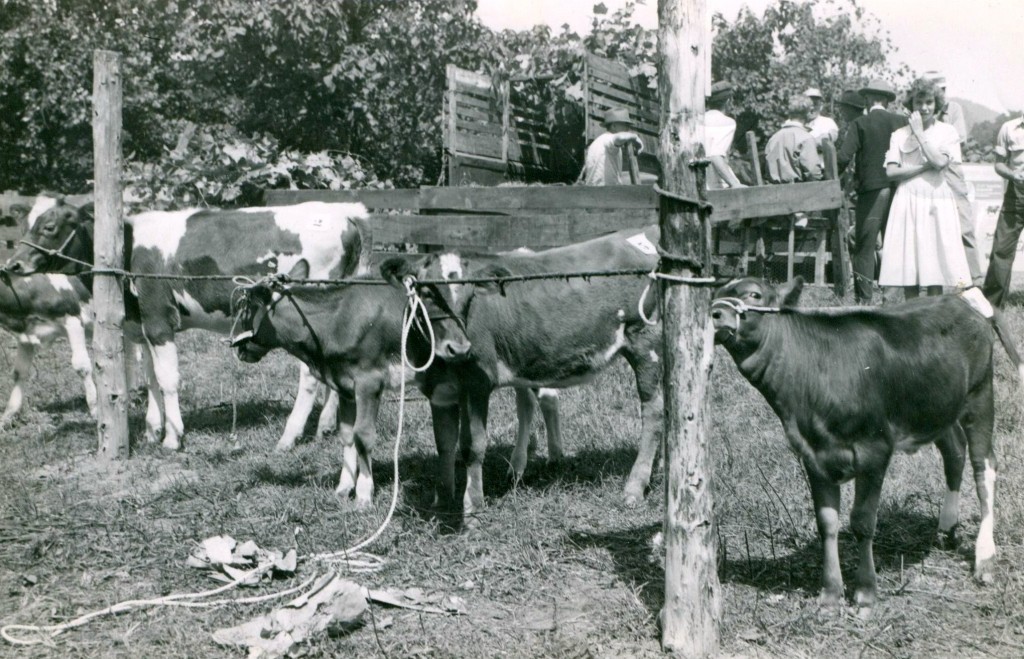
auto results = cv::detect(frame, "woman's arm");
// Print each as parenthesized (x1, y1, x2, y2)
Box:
(886, 161, 929, 183)
(908, 112, 950, 169)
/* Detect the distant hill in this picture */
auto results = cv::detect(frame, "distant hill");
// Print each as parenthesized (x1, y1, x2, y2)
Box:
(952, 97, 1000, 133)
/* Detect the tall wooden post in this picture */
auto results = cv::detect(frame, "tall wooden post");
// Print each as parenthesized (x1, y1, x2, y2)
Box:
(657, 1, 720, 655)
(92, 50, 129, 461)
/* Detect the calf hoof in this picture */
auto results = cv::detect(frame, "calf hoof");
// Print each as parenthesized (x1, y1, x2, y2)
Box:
(353, 496, 372, 510)
(817, 590, 844, 609)
(506, 465, 525, 485)
(853, 588, 877, 609)
(161, 436, 182, 451)
(623, 485, 646, 508)
(274, 437, 297, 453)
(974, 559, 996, 585)
(335, 484, 354, 500)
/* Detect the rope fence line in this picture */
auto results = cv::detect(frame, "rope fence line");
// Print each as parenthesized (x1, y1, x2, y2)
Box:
(10, 239, 733, 289)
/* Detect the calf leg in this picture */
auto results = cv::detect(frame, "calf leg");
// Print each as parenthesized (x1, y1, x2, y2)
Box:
(430, 401, 460, 510)
(332, 394, 359, 499)
(963, 384, 998, 582)
(851, 469, 886, 607)
(149, 341, 185, 450)
(806, 465, 844, 605)
(314, 389, 341, 443)
(935, 425, 967, 543)
(510, 387, 536, 482)
(63, 316, 96, 418)
(350, 377, 384, 507)
(460, 385, 491, 521)
(537, 388, 564, 464)
(140, 342, 165, 444)
(1, 337, 37, 427)
(622, 341, 664, 506)
(277, 362, 320, 451)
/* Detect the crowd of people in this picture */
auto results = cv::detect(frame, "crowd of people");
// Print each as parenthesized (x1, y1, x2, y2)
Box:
(580, 72, 1024, 307)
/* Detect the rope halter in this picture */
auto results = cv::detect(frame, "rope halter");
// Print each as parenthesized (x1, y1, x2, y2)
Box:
(710, 296, 781, 335)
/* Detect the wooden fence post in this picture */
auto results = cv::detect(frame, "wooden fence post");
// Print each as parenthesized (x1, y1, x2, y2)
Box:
(657, 0, 720, 655)
(92, 50, 129, 462)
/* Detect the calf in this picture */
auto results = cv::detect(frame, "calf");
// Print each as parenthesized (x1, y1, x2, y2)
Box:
(6, 199, 371, 450)
(0, 273, 95, 427)
(711, 277, 1023, 607)
(414, 226, 662, 516)
(230, 259, 471, 507)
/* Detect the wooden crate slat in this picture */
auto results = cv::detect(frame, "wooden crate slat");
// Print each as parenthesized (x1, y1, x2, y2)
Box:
(369, 210, 657, 250)
(706, 181, 843, 225)
(419, 184, 657, 212)
(450, 67, 491, 88)
(455, 118, 504, 137)
(264, 188, 421, 210)
(453, 104, 498, 123)
(585, 53, 634, 86)
(453, 91, 497, 112)
(454, 132, 503, 159)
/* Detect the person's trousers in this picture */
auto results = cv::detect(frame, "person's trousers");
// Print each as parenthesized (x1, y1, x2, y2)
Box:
(983, 181, 1024, 307)
(945, 166, 985, 285)
(853, 187, 892, 303)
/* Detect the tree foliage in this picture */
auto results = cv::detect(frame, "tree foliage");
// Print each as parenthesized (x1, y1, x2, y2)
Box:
(0, 0, 909, 202)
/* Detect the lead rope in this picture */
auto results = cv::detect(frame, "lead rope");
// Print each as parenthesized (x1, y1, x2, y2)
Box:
(1, 279, 439, 646)
(307, 276, 435, 563)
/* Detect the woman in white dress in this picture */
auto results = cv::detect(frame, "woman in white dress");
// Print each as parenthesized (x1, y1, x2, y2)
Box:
(878, 77, 971, 299)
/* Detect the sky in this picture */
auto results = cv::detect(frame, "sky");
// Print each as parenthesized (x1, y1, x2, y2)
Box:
(475, 0, 1024, 113)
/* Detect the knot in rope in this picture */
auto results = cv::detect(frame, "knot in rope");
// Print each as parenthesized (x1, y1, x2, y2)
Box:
(710, 297, 781, 316)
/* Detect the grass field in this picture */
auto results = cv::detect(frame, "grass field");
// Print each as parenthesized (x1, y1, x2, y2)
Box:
(1, 286, 1024, 658)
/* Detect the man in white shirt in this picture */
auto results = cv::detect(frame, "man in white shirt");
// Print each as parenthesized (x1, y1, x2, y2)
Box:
(804, 87, 839, 147)
(581, 108, 644, 185)
(703, 81, 745, 189)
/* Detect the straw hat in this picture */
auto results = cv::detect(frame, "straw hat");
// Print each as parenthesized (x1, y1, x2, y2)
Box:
(707, 81, 734, 104)
(603, 107, 635, 128)
(803, 87, 823, 99)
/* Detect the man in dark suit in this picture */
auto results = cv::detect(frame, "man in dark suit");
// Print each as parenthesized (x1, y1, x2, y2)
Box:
(837, 80, 908, 303)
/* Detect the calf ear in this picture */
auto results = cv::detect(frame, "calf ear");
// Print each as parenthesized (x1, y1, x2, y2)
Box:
(286, 259, 310, 280)
(779, 276, 805, 309)
(477, 265, 513, 295)
(379, 256, 418, 288)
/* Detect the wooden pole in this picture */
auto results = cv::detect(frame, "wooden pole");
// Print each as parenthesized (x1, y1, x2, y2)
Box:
(92, 50, 129, 462)
(657, 1, 720, 655)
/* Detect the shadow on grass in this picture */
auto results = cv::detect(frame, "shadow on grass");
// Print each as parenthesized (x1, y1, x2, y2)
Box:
(569, 507, 942, 616)
(721, 507, 940, 595)
(181, 400, 293, 433)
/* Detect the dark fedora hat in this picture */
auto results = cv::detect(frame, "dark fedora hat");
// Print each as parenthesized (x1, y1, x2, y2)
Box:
(836, 90, 866, 110)
(707, 80, 734, 104)
(858, 79, 896, 102)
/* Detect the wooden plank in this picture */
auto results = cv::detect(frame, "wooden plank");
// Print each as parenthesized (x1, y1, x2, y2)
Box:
(450, 67, 491, 88)
(456, 118, 504, 136)
(264, 188, 421, 210)
(453, 92, 497, 113)
(585, 53, 633, 86)
(453, 104, 497, 123)
(707, 180, 843, 225)
(454, 132, 503, 159)
(587, 81, 659, 122)
(419, 184, 657, 212)
(369, 210, 657, 250)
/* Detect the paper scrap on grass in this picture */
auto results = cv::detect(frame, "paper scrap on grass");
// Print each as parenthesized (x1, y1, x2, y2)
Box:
(212, 574, 368, 658)
(187, 535, 297, 585)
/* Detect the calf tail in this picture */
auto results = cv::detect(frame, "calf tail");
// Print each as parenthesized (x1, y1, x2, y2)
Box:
(991, 309, 1024, 385)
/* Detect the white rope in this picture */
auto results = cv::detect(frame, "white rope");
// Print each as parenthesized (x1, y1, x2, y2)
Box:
(0, 564, 314, 646)
(1, 278, 437, 646)
(306, 276, 432, 563)
(638, 270, 720, 326)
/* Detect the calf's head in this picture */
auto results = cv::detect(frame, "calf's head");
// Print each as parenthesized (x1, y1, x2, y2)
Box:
(6, 198, 94, 275)
(230, 259, 316, 363)
(380, 256, 472, 362)
(711, 277, 804, 344)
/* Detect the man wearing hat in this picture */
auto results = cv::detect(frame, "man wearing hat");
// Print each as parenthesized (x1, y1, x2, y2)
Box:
(837, 79, 908, 303)
(703, 81, 745, 189)
(580, 108, 644, 186)
(922, 71, 966, 143)
(804, 87, 839, 147)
